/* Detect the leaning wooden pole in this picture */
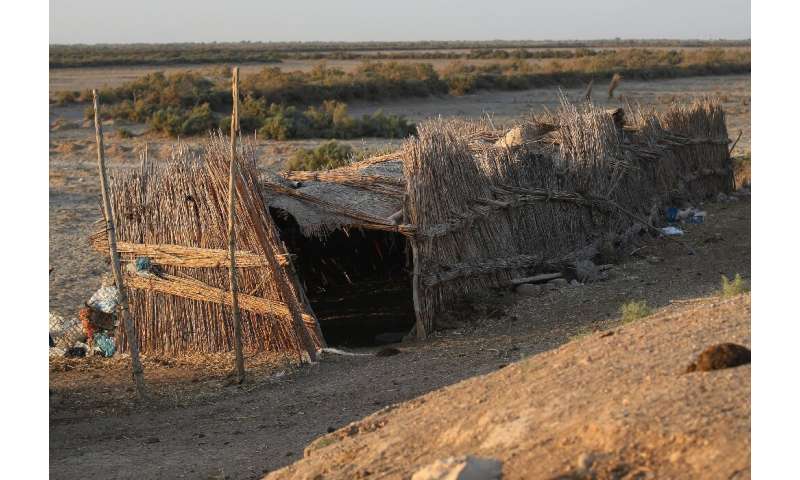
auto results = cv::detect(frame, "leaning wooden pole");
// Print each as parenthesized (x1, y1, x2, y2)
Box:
(228, 67, 245, 383)
(92, 90, 147, 399)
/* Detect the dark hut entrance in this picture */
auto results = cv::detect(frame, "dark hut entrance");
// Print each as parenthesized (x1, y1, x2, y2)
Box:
(271, 210, 415, 347)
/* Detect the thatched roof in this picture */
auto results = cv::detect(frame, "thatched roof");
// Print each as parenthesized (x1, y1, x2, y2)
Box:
(263, 155, 407, 237)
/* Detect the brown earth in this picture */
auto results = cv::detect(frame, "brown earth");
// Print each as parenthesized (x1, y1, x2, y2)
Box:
(270, 293, 751, 480)
(49, 198, 751, 479)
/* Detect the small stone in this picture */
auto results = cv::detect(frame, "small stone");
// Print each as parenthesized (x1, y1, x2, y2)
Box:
(412, 456, 502, 480)
(515, 283, 543, 296)
(646, 255, 663, 264)
(686, 343, 751, 373)
(716, 192, 729, 203)
(569, 279, 581, 287)
(576, 452, 595, 472)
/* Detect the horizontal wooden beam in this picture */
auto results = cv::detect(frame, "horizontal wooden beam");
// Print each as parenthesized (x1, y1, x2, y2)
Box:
(124, 272, 316, 328)
(91, 233, 289, 268)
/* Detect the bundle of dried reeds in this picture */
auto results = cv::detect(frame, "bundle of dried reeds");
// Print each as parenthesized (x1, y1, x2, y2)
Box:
(101, 134, 322, 357)
(402, 98, 731, 333)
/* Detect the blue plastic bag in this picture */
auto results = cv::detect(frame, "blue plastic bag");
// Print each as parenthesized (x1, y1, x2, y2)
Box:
(93, 332, 116, 357)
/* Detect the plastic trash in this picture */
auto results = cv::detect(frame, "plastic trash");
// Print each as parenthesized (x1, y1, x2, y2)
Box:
(665, 207, 679, 222)
(93, 332, 116, 357)
(49, 312, 86, 350)
(660, 226, 685, 236)
(88, 286, 120, 314)
(135, 256, 152, 272)
(687, 211, 706, 224)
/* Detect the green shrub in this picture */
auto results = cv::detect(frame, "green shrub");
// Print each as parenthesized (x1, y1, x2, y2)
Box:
(116, 127, 133, 139)
(721, 274, 749, 298)
(620, 300, 652, 324)
(52, 90, 78, 106)
(286, 141, 353, 171)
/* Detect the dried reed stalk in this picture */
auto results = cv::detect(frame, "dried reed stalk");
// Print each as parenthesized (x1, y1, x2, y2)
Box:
(90, 234, 288, 268)
(228, 66, 245, 383)
(92, 90, 147, 399)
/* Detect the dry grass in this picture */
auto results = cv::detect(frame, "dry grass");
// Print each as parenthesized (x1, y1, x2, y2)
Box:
(620, 300, 652, 323)
(721, 273, 749, 298)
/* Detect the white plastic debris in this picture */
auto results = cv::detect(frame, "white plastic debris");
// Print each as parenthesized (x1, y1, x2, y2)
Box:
(49, 312, 86, 353)
(88, 285, 121, 314)
(660, 226, 685, 236)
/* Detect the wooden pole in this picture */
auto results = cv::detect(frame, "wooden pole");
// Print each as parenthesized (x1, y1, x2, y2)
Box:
(228, 67, 245, 383)
(410, 239, 426, 340)
(92, 90, 147, 399)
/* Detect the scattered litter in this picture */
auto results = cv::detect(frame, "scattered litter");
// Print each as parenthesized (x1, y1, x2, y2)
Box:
(125, 256, 161, 278)
(88, 285, 120, 314)
(65, 342, 88, 358)
(93, 332, 116, 357)
(665, 207, 679, 222)
(686, 211, 706, 224)
(666, 206, 707, 224)
(49, 313, 86, 351)
(660, 226, 684, 236)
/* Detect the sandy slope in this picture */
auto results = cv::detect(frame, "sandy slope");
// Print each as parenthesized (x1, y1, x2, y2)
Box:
(268, 294, 751, 480)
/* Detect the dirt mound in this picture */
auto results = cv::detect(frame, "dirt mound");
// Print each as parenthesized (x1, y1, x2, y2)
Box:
(268, 294, 751, 480)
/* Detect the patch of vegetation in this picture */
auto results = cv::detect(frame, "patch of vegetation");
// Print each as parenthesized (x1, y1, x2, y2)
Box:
(56, 47, 748, 138)
(116, 127, 133, 139)
(50, 40, 749, 68)
(81, 71, 415, 138)
(721, 274, 749, 298)
(620, 300, 652, 324)
(222, 99, 415, 140)
(285, 141, 354, 171)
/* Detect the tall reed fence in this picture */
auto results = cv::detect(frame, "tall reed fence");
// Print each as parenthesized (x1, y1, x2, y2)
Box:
(91, 135, 322, 357)
(402, 99, 732, 335)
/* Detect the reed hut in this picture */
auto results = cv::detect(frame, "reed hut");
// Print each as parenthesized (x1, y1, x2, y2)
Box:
(91, 99, 732, 355)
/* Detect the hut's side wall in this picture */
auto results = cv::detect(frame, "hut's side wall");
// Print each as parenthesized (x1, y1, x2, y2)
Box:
(404, 100, 731, 333)
(105, 136, 322, 356)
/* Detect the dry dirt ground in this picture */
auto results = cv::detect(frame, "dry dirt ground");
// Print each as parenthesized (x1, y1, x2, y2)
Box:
(48, 74, 750, 320)
(269, 293, 751, 480)
(49, 198, 751, 479)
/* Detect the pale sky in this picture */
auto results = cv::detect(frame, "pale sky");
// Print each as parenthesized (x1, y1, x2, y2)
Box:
(50, 0, 750, 44)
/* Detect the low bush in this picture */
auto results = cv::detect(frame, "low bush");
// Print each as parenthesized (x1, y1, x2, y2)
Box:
(223, 99, 415, 140)
(721, 274, 749, 298)
(285, 141, 353, 171)
(620, 300, 652, 324)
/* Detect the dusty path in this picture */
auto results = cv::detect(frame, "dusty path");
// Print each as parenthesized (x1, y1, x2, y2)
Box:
(49, 199, 750, 479)
(270, 294, 751, 480)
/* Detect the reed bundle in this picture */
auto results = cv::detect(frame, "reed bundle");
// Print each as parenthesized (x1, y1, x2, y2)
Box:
(101, 134, 322, 356)
(402, 98, 732, 333)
